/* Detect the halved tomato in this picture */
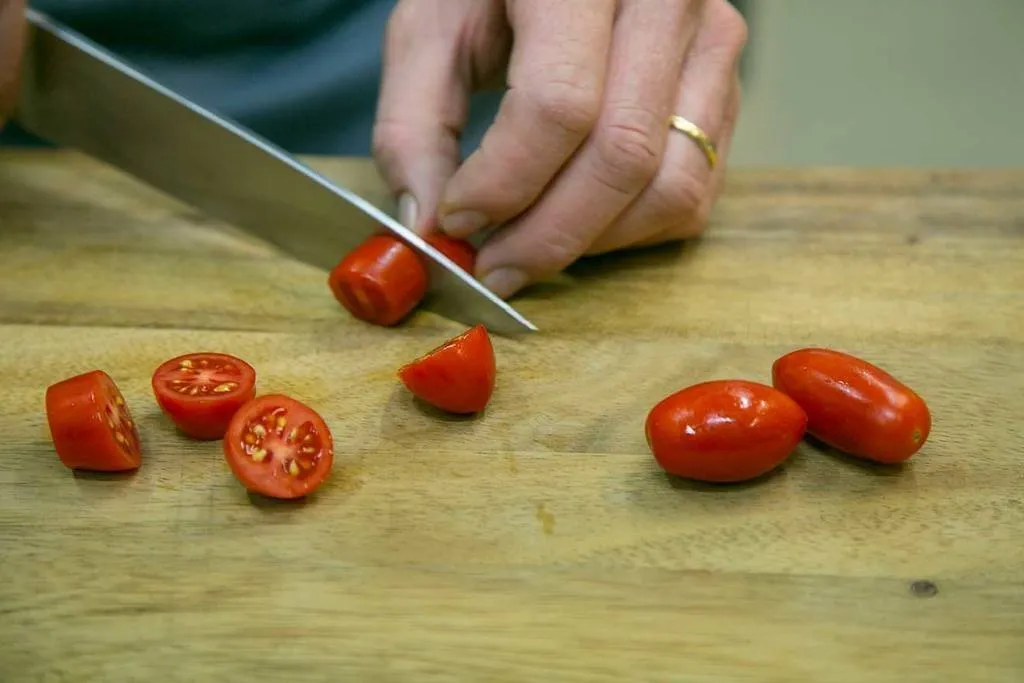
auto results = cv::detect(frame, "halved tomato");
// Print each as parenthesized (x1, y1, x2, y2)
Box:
(398, 324, 496, 414)
(328, 234, 429, 327)
(223, 394, 334, 499)
(45, 370, 142, 472)
(151, 352, 257, 440)
(425, 234, 477, 274)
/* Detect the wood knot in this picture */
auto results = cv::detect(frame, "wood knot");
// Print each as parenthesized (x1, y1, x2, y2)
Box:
(909, 580, 938, 598)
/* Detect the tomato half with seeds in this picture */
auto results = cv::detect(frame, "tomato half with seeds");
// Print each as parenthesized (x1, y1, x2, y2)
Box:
(328, 234, 429, 327)
(771, 347, 931, 464)
(398, 324, 496, 414)
(45, 370, 142, 472)
(151, 352, 257, 440)
(223, 394, 334, 499)
(645, 379, 808, 483)
(425, 234, 477, 274)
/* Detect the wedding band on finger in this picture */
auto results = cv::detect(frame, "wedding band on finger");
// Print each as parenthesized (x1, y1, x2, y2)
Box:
(667, 115, 717, 170)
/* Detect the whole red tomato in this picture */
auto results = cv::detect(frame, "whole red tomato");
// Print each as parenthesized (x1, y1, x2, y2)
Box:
(771, 347, 931, 464)
(645, 379, 808, 483)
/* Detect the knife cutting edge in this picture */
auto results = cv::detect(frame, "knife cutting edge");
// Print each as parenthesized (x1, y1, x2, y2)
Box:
(14, 9, 537, 335)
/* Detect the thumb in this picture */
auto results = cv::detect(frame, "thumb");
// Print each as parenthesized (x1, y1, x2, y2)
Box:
(0, 0, 26, 125)
(372, 2, 469, 235)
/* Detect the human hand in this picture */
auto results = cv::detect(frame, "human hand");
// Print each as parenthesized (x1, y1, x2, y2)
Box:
(373, 0, 747, 299)
(0, 0, 26, 126)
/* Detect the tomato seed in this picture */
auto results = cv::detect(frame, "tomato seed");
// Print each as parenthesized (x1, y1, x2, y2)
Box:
(213, 382, 237, 393)
(251, 448, 268, 462)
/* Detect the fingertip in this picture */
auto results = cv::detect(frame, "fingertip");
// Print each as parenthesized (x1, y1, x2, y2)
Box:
(440, 209, 489, 239)
(480, 267, 530, 300)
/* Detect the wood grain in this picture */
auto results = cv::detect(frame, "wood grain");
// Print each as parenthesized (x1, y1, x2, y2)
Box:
(1, 150, 1022, 682)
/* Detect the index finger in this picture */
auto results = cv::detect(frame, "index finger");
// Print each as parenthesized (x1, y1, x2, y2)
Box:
(0, 0, 26, 122)
(438, 0, 616, 238)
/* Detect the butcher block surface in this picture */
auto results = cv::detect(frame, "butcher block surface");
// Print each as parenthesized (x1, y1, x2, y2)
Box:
(1, 150, 1022, 681)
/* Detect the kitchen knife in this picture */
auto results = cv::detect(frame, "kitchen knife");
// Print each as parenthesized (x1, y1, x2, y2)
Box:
(14, 9, 537, 335)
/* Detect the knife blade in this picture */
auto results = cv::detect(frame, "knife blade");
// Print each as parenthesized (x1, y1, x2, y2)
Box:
(14, 9, 537, 335)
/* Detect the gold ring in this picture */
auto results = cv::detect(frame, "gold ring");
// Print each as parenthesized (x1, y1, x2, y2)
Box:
(668, 115, 717, 170)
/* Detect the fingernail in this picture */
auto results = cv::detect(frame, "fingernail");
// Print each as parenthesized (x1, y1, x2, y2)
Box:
(441, 210, 488, 238)
(398, 192, 418, 230)
(481, 267, 529, 299)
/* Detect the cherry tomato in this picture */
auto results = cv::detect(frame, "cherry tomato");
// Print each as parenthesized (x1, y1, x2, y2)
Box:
(151, 352, 257, 440)
(398, 324, 496, 414)
(45, 370, 142, 472)
(645, 380, 807, 483)
(425, 234, 477, 274)
(771, 348, 931, 464)
(328, 234, 428, 327)
(223, 394, 334, 499)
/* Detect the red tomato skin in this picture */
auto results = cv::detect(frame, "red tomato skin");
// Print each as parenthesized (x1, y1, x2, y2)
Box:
(328, 235, 429, 327)
(425, 234, 477, 274)
(398, 325, 496, 414)
(45, 370, 142, 472)
(771, 348, 931, 464)
(151, 352, 257, 440)
(645, 380, 808, 483)
(222, 394, 334, 500)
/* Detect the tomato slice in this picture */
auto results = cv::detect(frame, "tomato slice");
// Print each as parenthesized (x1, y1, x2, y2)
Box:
(398, 324, 496, 414)
(223, 394, 334, 499)
(45, 370, 142, 472)
(328, 234, 429, 327)
(151, 352, 257, 440)
(425, 233, 477, 274)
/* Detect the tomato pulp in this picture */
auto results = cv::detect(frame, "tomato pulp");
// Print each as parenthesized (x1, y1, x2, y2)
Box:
(771, 347, 931, 464)
(223, 394, 334, 499)
(645, 379, 808, 483)
(45, 370, 142, 472)
(328, 235, 429, 326)
(398, 324, 496, 414)
(151, 352, 257, 440)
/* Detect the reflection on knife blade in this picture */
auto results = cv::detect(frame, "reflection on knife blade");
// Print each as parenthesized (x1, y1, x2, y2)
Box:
(14, 9, 538, 335)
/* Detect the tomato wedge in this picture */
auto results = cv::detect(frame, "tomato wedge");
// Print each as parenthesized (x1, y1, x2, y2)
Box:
(425, 234, 477, 274)
(328, 234, 428, 326)
(645, 380, 807, 483)
(223, 394, 334, 499)
(45, 370, 142, 472)
(151, 352, 257, 440)
(398, 324, 496, 414)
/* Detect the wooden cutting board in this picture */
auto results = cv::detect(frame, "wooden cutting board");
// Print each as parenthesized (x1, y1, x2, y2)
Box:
(1, 150, 1022, 682)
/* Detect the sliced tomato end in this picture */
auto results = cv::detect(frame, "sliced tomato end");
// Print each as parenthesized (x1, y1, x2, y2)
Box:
(398, 325, 496, 414)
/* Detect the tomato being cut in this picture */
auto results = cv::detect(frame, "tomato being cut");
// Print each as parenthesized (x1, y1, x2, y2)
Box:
(645, 379, 808, 483)
(151, 352, 257, 440)
(771, 347, 931, 464)
(223, 394, 334, 499)
(425, 233, 477, 274)
(45, 370, 142, 472)
(398, 324, 496, 414)
(328, 234, 429, 327)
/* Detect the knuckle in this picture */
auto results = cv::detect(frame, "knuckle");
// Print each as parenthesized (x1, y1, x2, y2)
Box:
(527, 75, 601, 137)
(530, 228, 591, 275)
(709, 0, 750, 55)
(651, 167, 708, 221)
(591, 106, 664, 195)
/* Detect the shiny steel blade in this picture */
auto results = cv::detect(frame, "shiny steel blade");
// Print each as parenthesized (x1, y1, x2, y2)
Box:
(15, 9, 537, 335)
